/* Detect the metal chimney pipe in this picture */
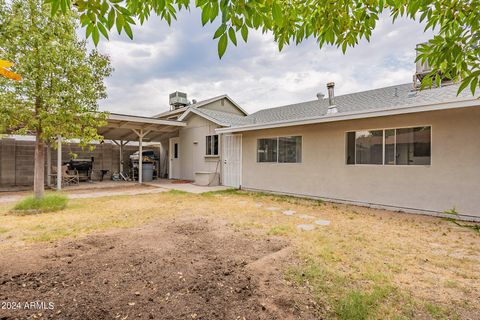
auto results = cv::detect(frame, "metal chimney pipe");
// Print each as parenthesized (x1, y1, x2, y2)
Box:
(327, 82, 335, 106)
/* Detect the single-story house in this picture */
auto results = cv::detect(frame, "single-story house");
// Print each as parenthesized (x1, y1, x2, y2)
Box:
(1, 65, 479, 221)
(150, 78, 479, 220)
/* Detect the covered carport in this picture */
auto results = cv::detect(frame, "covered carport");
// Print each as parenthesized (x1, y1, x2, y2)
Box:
(51, 113, 185, 190)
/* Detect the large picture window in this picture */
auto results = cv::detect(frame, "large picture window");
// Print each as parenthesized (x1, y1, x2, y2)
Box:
(346, 126, 431, 165)
(257, 136, 302, 163)
(206, 135, 219, 156)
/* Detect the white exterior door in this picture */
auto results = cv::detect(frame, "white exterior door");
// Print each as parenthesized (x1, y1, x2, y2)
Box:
(169, 137, 181, 179)
(222, 134, 242, 188)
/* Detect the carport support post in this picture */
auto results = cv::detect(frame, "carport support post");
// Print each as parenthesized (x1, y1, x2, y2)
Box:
(139, 134, 143, 184)
(56, 136, 62, 191)
(112, 140, 127, 174)
(119, 140, 124, 173)
(132, 129, 150, 184)
(46, 143, 51, 187)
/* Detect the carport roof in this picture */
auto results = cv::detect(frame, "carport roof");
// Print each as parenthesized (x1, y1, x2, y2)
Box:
(98, 113, 186, 142)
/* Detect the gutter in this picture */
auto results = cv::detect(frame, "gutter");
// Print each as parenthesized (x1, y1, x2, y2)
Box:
(216, 98, 480, 134)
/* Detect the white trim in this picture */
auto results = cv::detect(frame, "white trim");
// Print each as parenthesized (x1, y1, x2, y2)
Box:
(216, 99, 480, 134)
(345, 125, 432, 166)
(109, 113, 187, 126)
(222, 95, 249, 116)
(222, 134, 242, 188)
(168, 137, 180, 179)
(153, 94, 248, 118)
(177, 107, 230, 126)
(256, 135, 303, 164)
(205, 134, 220, 156)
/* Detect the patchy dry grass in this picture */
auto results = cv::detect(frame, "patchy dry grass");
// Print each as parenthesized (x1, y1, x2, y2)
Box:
(0, 189, 479, 319)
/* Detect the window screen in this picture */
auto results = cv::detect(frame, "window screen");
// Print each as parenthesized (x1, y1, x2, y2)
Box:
(257, 138, 277, 162)
(206, 135, 219, 156)
(278, 136, 302, 163)
(355, 130, 383, 165)
(257, 136, 302, 163)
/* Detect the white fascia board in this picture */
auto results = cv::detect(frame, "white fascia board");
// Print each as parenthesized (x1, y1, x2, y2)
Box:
(223, 95, 249, 115)
(216, 98, 480, 134)
(177, 108, 230, 127)
(194, 94, 248, 116)
(109, 113, 187, 126)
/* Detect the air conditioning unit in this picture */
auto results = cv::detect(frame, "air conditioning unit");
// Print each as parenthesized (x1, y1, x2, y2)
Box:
(169, 91, 189, 110)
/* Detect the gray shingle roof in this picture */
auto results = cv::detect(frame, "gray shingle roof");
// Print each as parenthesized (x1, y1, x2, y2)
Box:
(193, 108, 254, 126)
(242, 83, 475, 126)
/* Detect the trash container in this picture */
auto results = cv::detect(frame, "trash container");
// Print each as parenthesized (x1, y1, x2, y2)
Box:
(141, 163, 154, 182)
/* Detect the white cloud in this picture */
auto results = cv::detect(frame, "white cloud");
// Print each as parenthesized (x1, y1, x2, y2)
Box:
(90, 8, 433, 116)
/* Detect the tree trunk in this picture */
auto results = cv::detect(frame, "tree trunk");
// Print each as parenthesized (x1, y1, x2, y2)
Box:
(34, 133, 45, 199)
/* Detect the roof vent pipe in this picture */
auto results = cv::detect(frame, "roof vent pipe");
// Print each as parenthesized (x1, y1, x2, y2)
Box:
(326, 82, 338, 114)
(316, 92, 325, 100)
(327, 82, 335, 106)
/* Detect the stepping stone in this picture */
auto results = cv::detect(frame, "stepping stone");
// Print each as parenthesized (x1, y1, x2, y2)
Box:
(238, 201, 247, 205)
(266, 207, 280, 211)
(297, 224, 316, 231)
(298, 214, 315, 220)
(254, 203, 263, 207)
(282, 210, 296, 216)
(315, 219, 331, 226)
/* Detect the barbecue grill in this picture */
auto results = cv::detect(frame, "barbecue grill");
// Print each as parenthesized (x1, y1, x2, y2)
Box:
(67, 157, 94, 181)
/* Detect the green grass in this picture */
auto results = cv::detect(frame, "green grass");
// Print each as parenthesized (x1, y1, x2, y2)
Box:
(267, 224, 293, 236)
(335, 286, 392, 320)
(12, 193, 68, 214)
(425, 302, 449, 320)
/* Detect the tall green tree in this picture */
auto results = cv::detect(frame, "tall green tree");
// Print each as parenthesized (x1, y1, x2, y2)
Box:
(49, 0, 479, 95)
(0, 0, 112, 199)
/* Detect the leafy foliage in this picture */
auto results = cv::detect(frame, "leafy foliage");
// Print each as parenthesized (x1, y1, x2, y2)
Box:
(0, 0, 113, 198)
(0, 0, 112, 146)
(47, 0, 479, 95)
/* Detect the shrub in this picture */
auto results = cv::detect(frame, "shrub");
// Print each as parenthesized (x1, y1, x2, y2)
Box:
(13, 193, 68, 214)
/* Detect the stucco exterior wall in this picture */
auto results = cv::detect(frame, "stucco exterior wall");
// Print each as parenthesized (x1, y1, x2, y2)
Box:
(177, 115, 222, 182)
(201, 98, 244, 115)
(241, 107, 480, 218)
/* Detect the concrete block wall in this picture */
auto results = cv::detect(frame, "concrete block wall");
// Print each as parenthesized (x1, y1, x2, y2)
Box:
(0, 138, 157, 187)
(0, 138, 16, 186)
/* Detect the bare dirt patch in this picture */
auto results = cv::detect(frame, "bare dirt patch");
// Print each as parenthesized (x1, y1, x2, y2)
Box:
(0, 216, 319, 320)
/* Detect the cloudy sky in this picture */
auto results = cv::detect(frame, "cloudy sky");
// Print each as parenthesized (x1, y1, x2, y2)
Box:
(92, 8, 433, 116)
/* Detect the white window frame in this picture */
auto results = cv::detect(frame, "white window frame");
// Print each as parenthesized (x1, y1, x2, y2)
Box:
(257, 136, 303, 164)
(206, 134, 219, 156)
(345, 125, 432, 166)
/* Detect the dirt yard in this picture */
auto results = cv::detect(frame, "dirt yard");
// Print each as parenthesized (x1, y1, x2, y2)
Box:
(0, 190, 479, 319)
(0, 215, 317, 320)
